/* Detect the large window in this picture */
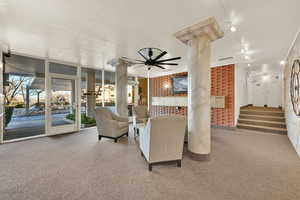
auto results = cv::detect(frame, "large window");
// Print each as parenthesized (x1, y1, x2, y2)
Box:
(80, 68, 88, 114)
(3, 54, 45, 140)
(2, 54, 137, 139)
(50, 77, 76, 127)
(127, 76, 135, 105)
(49, 62, 78, 128)
(81, 68, 103, 115)
(2, 55, 135, 139)
(104, 71, 116, 113)
(95, 70, 103, 108)
(49, 62, 77, 76)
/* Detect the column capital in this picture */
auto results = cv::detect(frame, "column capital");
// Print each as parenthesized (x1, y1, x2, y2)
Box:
(174, 17, 224, 45)
(107, 58, 136, 67)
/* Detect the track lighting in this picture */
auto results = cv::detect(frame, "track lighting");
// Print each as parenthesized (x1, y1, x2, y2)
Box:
(230, 25, 237, 32)
(280, 60, 286, 65)
(245, 55, 250, 60)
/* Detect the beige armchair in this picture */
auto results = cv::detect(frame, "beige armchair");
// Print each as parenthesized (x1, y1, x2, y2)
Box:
(95, 107, 129, 143)
(139, 115, 187, 171)
(132, 105, 149, 135)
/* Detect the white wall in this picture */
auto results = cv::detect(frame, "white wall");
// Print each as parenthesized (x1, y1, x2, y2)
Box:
(247, 73, 283, 107)
(284, 30, 300, 157)
(234, 62, 283, 126)
(235, 64, 248, 125)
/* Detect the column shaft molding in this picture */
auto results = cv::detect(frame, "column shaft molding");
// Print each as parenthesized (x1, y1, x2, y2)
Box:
(174, 17, 224, 155)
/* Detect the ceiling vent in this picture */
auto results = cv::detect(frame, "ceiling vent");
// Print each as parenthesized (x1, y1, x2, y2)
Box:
(218, 56, 234, 61)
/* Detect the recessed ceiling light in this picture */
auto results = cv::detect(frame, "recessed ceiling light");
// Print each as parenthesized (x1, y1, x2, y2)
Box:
(280, 60, 286, 65)
(241, 49, 245, 54)
(248, 63, 251, 67)
(230, 25, 237, 32)
(262, 75, 269, 81)
(245, 55, 250, 60)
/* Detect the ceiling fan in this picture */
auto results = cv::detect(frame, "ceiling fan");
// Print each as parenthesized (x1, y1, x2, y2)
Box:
(122, 48, 181, 70)
(122, 48, 181, 111)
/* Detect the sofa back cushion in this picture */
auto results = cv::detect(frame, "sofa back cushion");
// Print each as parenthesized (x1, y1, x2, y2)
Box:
(148, 115, 186, 162)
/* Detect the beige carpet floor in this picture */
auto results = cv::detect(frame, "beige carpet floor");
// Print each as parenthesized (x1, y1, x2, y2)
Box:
(0, 127, 300, 200)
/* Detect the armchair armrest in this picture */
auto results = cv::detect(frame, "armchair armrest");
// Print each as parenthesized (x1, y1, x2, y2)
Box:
(112, 113, 128, 122)
(139, 120, 151, 161)
(97, 119, 128, 137)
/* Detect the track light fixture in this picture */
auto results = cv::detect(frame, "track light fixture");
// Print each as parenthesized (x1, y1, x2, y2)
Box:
(230, 25, 237, 32)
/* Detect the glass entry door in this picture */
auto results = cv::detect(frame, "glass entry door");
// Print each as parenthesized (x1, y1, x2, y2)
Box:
(47, 75, 79, 135)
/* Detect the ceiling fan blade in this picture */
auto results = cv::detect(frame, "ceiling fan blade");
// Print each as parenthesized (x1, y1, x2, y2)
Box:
(157, 57, 181, 62)
(154, 64, 166, 69)
(156, 63, 178, 66)
(153, 51, 167, 61)
(138, 51, 148, 61)
(148, 48, 153, 58)
(121, 57, 145, 64)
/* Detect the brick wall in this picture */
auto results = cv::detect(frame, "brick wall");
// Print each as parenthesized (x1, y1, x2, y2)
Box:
(149, 64, 235, 127)
(211, 65, 235, 127)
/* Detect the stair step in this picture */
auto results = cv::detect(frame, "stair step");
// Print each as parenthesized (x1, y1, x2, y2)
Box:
(238, 119, 286, 128)
(240, 106, 282, 112)
(239, 114, 285, 122)
(240, 110, 284, 117)
(237, 123, 287, 135)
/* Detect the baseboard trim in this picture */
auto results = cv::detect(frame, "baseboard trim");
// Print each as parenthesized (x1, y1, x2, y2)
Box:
(211, 125, 236, 130)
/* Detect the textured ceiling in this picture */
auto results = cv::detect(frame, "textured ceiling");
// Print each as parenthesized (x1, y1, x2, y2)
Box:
(0, 0, 299, 77)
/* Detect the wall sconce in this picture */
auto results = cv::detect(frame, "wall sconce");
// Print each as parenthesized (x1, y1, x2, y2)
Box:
(244, 55, 250, 60)
(230, 25, 237, 32)
(164, 83, 170, 89)
(176, 106, 182, 111)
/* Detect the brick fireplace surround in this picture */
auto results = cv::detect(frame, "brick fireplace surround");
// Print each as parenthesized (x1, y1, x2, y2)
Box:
(148, 64, 235, 127)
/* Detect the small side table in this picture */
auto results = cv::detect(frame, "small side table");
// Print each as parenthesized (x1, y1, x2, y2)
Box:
(132, 116, 148, 139)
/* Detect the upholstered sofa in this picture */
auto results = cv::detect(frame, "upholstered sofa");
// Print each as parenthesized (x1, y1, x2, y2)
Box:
(139, 115, 187, 171)
(95, 107, 129, 142)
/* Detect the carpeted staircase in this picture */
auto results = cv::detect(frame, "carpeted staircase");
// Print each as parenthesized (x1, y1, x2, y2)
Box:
(237, 106, 287, 134)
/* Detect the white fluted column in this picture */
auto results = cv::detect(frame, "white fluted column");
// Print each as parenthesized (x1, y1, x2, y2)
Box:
(134, 76, 139, 106)
(174, 17, 224, 155)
